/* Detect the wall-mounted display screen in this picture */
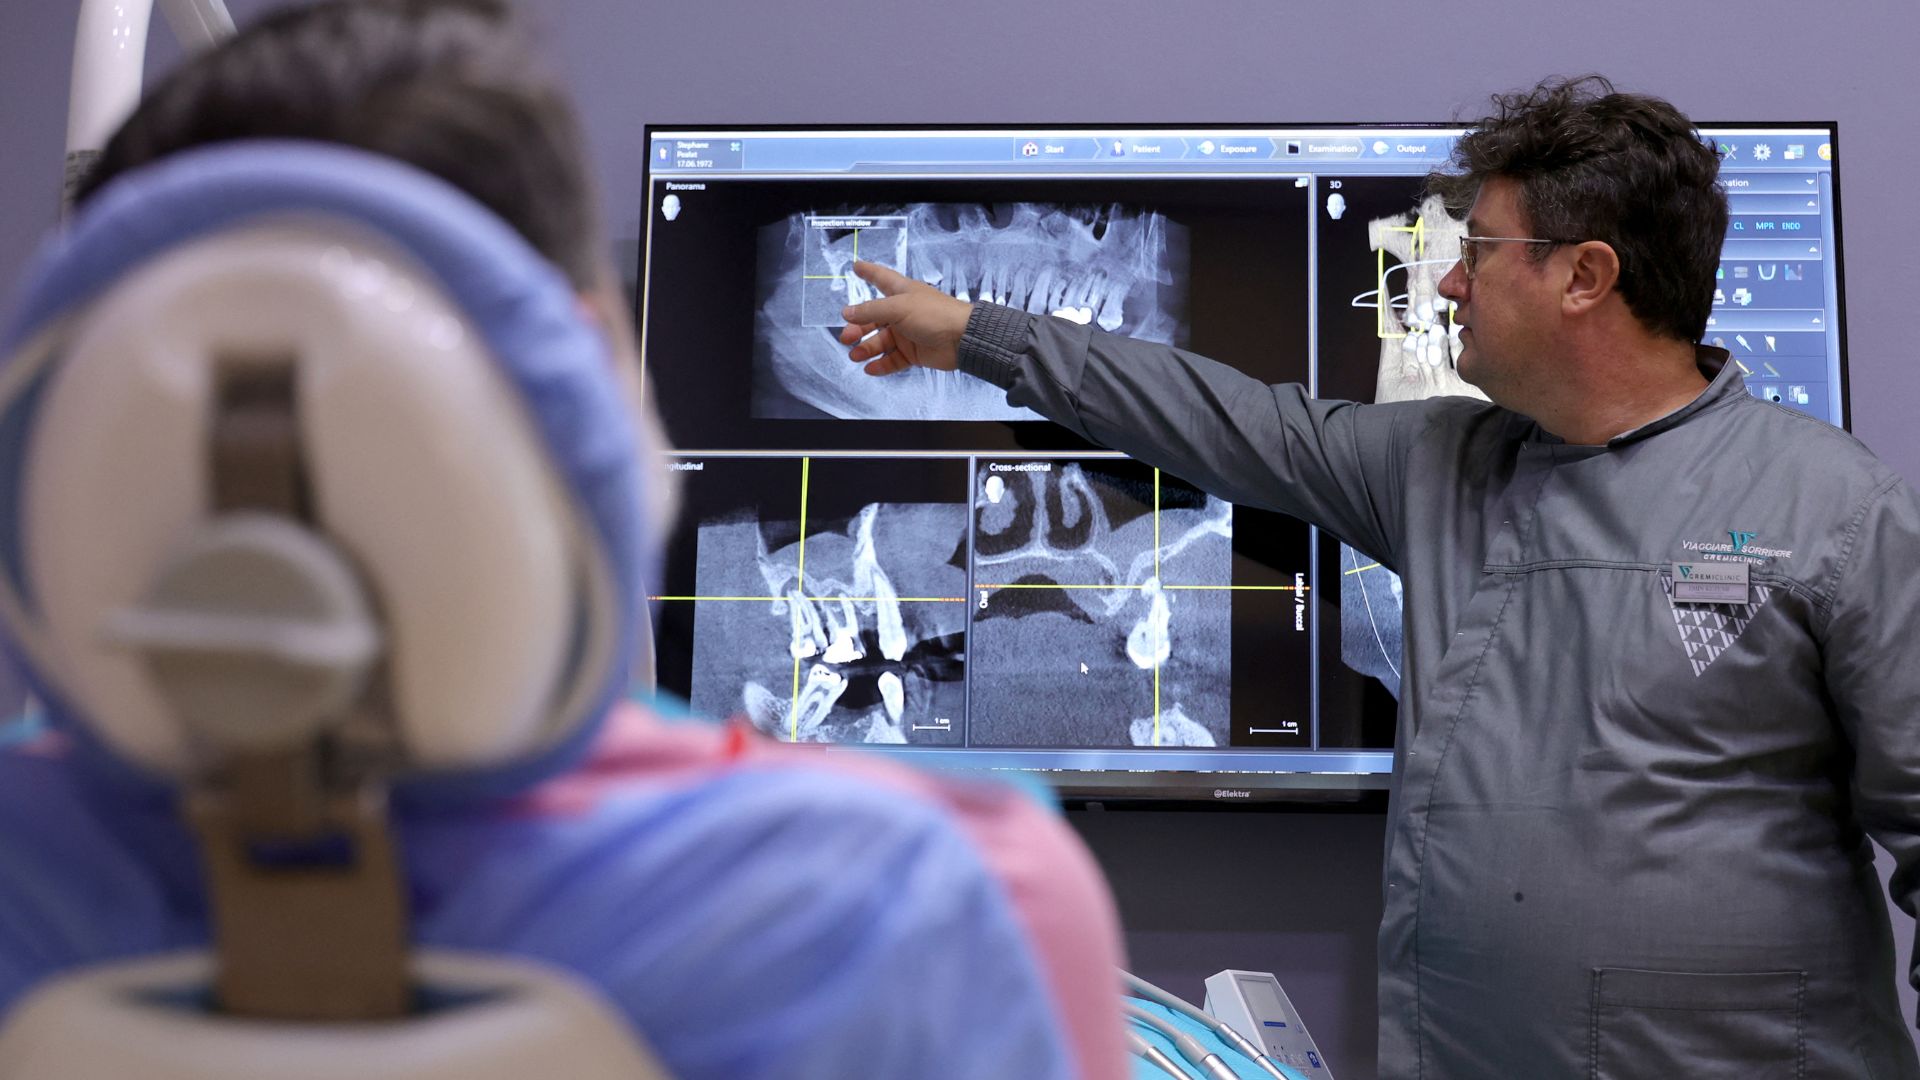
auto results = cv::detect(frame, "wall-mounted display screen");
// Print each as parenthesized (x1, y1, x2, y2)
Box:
(638, 122, 1845, 801)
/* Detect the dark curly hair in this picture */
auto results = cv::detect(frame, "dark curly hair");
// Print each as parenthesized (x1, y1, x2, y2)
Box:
(1430, 75, 1727, 343)
(74, 0, 603, 290)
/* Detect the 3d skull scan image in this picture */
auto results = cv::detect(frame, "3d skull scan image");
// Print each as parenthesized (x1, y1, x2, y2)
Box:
(752, 202, 1190, 420)
(967, 461, 1231, 749)
(1352, 194, 1487, 405)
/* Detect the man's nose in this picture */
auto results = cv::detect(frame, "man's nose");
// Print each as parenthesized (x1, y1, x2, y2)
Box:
(1437, 259, 1468, 304)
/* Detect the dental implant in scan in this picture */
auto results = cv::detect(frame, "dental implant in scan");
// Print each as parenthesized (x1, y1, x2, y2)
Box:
(967, 460, 1231, 749)
(752, 202, 1190, 420)
(686, 465, 970, 745)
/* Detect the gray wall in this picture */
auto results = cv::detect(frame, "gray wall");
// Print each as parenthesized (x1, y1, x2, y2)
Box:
(3, 3, 1917, 1077)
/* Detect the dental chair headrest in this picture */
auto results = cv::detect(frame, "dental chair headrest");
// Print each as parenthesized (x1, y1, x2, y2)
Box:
(0, 141, 658, 806)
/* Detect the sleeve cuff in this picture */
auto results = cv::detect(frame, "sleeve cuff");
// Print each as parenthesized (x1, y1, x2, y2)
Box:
(956, 302, 1030, 389)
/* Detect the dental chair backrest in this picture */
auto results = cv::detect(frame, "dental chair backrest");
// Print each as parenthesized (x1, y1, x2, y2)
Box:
(0, 141, 669, 1079)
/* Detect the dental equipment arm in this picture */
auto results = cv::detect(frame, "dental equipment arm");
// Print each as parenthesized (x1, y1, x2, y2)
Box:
(65, 0, 235, 209)
(1127, 1030, 1196, 1080)
(1123, 969, 1293, 1080)
(1122, 1002, 1240, 1080)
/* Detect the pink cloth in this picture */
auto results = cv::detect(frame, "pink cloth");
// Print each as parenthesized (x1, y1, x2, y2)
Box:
(517, 702, 1131, 1080)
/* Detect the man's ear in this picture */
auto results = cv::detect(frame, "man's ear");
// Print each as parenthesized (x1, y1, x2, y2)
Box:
(1562, 240, 1621, 318)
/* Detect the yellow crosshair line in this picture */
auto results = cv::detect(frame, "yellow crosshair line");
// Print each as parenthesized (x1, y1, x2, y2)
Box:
(802, 226, 860, 280)
(788, 457, 810, 741)
(667, 459, 1308, 745)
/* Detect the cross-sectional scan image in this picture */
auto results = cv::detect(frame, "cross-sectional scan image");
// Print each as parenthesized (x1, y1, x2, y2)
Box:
(681, 456, 971, 745)
(967, 459, 1232, 749)
(753, 202, 1191, 421)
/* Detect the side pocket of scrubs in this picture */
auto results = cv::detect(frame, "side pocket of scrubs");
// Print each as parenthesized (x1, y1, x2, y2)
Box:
(1589, 968, 1804, 1080)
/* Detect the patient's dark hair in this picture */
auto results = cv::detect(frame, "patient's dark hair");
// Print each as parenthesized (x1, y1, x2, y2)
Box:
(1429, 75, 1727, 343)
(76, 0, 602, 289)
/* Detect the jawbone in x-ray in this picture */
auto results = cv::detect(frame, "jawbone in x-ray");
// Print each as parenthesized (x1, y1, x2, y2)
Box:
(753, 202, 1190, 420)
(689, 498, 968, 745)
(969, 462, 1231, 749)
(1343, 193, 1487, 697)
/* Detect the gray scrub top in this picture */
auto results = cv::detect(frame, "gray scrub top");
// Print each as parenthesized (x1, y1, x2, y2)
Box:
(957, 302, 1920, 1079)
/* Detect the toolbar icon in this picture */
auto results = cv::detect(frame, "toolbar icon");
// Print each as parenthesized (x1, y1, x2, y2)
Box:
(1753, 143, 1773, 161)
(1784, 144, 1806, 160)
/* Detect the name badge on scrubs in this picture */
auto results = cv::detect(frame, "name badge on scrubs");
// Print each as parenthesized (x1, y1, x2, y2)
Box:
(1671, 561, 1749, 603)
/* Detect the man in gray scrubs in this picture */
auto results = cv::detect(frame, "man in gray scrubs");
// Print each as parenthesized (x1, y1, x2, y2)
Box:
(838, 77, 1920, 1077)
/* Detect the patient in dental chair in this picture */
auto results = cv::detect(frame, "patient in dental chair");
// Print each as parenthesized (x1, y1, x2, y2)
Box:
(0, 3, 1126, 1078)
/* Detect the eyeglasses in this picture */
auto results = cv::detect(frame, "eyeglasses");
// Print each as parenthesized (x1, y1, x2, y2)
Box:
(1456, 235, 1566, 279)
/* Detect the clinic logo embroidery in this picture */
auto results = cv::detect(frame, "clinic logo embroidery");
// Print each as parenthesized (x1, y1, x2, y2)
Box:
(1679, 530, 1792, 565)
(1660, 574, 1773, 677)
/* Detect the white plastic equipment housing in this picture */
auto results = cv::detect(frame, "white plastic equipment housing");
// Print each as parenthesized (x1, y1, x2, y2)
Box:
(21, 220, 588, 774)
(1204, 969, 1334, 1078)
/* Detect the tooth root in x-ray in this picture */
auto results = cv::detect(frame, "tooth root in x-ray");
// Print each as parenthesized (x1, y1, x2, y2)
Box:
(862, 715, 907, 743)
(851, 504, 909, 660)
(1125, 577, 1173, 669)
(1364, 194, 1487, 405)
(878, 670, 905, 724)
(793, 664, 849, 739)
(787, 585, 827, 659)
(753, 201, 1189, 420)
(821, 595, 864, 664)
(1128, 703, 1215, 747)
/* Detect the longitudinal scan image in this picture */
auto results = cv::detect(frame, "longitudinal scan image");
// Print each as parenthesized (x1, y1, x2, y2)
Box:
(667, 457, 970, 745)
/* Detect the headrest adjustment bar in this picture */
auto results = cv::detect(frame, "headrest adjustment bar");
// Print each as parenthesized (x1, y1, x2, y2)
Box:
(121, 356, 414, 1020)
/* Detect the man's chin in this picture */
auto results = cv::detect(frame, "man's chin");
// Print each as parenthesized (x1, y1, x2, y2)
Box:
(1453, 348, 1481, 386)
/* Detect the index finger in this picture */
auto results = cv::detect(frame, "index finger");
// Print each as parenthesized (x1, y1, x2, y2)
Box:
(842, 294, 913, 328)
(851, 260, 916, 296)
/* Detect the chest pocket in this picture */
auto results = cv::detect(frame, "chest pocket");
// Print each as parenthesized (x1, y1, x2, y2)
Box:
(1656, 572, 1776, 679)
